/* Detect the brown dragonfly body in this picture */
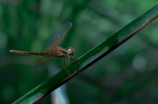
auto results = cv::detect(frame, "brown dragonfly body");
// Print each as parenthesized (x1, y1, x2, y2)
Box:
(10, 47, 75, 59)
(9, 22, 75, 75)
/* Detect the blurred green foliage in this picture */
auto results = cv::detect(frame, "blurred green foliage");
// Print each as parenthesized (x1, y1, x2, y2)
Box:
(0, 0, 158, 104)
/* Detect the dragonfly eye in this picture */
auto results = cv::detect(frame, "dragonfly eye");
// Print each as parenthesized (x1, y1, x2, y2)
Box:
(68, 47, 75, 56)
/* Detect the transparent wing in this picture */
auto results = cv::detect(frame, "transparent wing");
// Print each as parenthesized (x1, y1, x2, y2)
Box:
(34, 22, 72, 74)
(34, 57, 51, 74)
(42, 22, 72, 52)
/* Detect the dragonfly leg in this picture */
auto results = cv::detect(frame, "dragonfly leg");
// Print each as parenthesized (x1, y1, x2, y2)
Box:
(66, 54, 76, 63)
(70, 57, 77, 61)
(67, 58, 73, 63)
(58, 57, 70, 75)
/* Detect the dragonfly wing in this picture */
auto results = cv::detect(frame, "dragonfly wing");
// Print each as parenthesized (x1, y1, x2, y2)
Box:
(42, 22, 72, 53)
(34, 57, 51, 74)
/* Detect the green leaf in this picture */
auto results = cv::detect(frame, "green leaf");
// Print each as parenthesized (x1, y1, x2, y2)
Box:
(13, 4, 158, 104)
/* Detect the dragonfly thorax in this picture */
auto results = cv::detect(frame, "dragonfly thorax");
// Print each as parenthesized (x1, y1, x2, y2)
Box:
(68, 47, 75, 56)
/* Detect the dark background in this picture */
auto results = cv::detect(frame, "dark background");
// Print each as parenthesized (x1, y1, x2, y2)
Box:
(0, 0, 158, 104)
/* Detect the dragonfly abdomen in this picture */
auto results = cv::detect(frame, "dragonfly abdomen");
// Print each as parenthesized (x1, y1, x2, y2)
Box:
(9, 50, 47, 56)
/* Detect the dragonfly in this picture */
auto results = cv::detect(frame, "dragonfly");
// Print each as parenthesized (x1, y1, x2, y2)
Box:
(9, 22, 75, 75)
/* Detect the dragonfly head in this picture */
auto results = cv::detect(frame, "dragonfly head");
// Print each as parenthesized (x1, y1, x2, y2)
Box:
(68, 47, 75, 56)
